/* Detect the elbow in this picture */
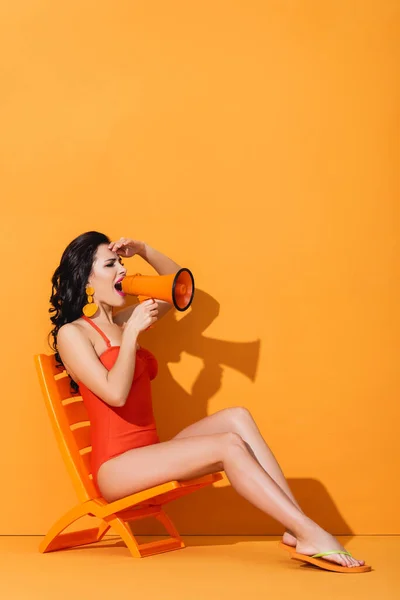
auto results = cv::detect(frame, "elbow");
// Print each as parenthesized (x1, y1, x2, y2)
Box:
(113, 394, 127, 408)
(104, 381, 127, 407)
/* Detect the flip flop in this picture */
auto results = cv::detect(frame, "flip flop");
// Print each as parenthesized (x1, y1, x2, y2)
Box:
(291, 550, 372, 573)
(279, 541, 296, 554)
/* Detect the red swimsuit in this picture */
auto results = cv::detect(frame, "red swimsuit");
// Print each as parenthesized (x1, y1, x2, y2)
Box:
(78, 315, 160, 491)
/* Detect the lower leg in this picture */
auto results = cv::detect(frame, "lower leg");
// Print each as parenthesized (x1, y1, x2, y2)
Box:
(224, 439, 365, 568)
(222, 440, 309, 539)
(234, 411, 304, 542)
(235, 411, 302, 513)
(244, 436, 299, 543)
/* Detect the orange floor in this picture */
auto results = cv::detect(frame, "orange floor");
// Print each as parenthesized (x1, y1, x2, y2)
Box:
(0, 535, 397, 599)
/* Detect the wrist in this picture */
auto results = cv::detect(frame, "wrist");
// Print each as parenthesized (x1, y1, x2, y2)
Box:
(137, 242, 148, 260)
(123, 324, 140, 342)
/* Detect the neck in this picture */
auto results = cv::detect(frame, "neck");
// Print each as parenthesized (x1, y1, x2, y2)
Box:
(93, 303, 114, 325)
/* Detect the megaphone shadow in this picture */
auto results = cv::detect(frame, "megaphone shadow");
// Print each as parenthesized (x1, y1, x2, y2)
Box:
(132, 289, 352, 538)
(142, 288, 260, 437)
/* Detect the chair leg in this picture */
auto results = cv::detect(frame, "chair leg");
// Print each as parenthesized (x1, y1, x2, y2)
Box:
(96, 520, 111, 542)
(155, 509, 184, 543)
(40, 502, 109, 553)
(103, 514, 142, 558)
(104, 509, 185, 558)
(40, 503, 185, 559)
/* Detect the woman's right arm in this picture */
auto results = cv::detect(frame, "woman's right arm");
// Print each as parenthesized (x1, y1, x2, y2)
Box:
(57, 300, 158, 407)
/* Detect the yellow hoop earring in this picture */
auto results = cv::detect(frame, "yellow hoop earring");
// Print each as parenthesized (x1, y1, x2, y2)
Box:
(82, 285, 98, 317)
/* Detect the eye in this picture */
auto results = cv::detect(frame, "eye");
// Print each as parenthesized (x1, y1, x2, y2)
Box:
(106, 260, 124, 267)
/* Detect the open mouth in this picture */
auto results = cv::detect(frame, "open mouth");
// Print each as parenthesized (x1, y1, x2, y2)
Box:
(114, 280, 125, 296)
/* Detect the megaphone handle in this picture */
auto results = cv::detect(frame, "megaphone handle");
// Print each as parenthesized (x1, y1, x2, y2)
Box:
(137, 295, 155, 329)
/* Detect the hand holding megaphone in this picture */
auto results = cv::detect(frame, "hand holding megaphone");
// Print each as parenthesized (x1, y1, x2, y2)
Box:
(121, 267, 195, 311)
(123, 299, 159, 337)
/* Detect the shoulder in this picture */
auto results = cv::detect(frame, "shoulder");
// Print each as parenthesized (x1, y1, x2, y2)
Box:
(57, 319, 91, 345)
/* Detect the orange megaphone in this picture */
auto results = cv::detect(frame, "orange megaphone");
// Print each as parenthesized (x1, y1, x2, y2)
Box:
(121, 267, 195, 311)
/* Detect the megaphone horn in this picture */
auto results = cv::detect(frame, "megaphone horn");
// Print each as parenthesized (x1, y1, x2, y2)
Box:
(121, 267, 195, 312)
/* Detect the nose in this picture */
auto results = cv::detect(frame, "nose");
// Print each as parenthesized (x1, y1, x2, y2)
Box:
(120, 264, 127, 276)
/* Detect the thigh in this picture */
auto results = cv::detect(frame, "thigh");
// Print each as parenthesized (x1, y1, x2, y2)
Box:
(96, 433, 229, 503)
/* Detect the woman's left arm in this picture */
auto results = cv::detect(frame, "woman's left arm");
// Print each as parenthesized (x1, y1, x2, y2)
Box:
(138, 243, 182, 276)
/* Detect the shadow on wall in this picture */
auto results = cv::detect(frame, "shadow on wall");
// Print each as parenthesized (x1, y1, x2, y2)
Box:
(144, 288, 260, 438)
(129, 288, 352, 537)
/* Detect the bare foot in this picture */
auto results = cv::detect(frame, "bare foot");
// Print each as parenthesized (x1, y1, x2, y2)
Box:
(297, 521, 365, 568)
(282, 531, 297, 547)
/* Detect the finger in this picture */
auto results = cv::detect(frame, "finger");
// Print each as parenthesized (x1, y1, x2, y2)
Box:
(146, 311, 158, 320)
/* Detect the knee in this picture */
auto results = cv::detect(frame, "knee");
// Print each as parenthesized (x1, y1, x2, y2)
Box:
(215, 432, 247, 466)
(226, 406, 253, 427)
(218, 432, 247, 465)
(221, 431, 247, 450)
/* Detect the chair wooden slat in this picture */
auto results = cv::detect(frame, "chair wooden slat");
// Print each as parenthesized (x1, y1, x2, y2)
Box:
(73, 424, 91, 450)
(64, 400, 89, 426)
(80, 451, 92, 475)
(57, 376, 81, 401)
(41, 353, 65, 377)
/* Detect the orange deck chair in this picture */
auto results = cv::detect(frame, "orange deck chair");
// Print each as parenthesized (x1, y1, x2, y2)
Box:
(34, 353, 224, 558)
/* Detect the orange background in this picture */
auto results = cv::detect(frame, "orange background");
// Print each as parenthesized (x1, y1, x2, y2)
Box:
(0, 1, 398, 535)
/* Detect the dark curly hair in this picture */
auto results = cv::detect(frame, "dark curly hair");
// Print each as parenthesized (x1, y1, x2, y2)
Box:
(48, 231, 111, 392)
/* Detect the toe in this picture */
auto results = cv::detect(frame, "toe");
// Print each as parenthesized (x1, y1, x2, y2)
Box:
(344, 555, 353, 567)
(348, 555, 362, 567)
(341, 555, 349, 567)
(345, 555, 355, 568)
(342, 551, 358, 567)
(356, 559, 365, 567)
(338, 554, 348, 567)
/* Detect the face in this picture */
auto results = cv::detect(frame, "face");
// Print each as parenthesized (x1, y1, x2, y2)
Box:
(88, 243, 127, 308)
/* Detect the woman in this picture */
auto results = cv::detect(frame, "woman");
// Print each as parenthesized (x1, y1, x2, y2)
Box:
(49, 231, 369, 573)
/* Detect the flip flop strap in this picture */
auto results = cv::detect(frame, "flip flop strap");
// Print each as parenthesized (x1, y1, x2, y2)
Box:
(312, 550, 352, 558)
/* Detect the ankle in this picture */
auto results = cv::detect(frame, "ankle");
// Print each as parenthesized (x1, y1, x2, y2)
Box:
(292, 515, 319, 542)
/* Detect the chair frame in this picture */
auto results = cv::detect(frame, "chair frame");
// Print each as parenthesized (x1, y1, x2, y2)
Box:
(35, 353, 224, 558)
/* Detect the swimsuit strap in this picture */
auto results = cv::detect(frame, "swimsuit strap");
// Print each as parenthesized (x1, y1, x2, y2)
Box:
(81, 315, 112, 348)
